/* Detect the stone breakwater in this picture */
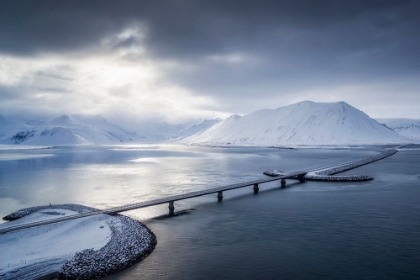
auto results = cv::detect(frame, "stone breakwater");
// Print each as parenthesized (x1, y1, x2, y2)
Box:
(304, 149, 397, 181)
(3, 204, 157, 279)
(3, 204, 98, 221)
(263, 170, 285, 177)
(57, 215, 157, 279)
(262, 149, 397, 182)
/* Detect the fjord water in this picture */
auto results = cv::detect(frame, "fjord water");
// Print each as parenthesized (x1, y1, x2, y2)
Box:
(1, 145, 419, 279)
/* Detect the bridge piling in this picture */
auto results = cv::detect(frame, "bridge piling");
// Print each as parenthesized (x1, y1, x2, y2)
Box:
(253, 183, 259, 194)
(0, 171, 309, 235)
(217, 191, 223, 202)
(168, 201, 175, 216)
(281, 178, 286, 188)
(298, 175, 305, 183)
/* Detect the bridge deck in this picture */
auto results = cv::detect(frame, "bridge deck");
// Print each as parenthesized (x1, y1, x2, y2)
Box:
(0, 171, 306, 234)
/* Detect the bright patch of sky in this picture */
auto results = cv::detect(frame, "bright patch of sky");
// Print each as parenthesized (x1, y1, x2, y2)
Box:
(0, 26, 224, 124)
(0, 1, 419, 125)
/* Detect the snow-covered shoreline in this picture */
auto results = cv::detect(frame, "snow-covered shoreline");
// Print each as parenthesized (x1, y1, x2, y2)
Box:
(0, 204, 156, 280)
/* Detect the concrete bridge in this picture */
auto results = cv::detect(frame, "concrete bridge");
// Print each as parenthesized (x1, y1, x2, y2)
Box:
(0, 171, 307, 234)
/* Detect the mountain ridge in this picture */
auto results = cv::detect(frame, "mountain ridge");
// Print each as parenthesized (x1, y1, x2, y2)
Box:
(377, 118, 420, 140)
(181, 101, 406, 146)
(0, 114, 222, 146)
(0, 114, 138, 145)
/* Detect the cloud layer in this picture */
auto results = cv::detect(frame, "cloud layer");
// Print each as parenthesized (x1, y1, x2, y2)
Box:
(0, 0, 419, 123)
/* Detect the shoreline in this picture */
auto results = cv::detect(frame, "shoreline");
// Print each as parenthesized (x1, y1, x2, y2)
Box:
(1, 204, 157, 280)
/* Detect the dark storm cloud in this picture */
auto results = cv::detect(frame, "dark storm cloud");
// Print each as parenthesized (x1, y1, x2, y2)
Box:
(1, 0, 419, 115)
(154, 0, 420, 108)
(1, 0, 418, 56)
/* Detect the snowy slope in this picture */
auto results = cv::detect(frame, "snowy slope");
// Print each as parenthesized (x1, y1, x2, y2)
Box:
(376, 118, 420, 141)
(172, 119, 221, 140)
(0, 208, 111, 279)
(0, 114, 222, 146)
(0, 114, 139, 145)
(182, 101, 406, 146)
(135, 122, 189, 142)
(136, 118, 222, 141)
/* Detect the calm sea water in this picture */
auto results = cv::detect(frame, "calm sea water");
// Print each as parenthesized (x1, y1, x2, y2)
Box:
(1, 145, 419, 279)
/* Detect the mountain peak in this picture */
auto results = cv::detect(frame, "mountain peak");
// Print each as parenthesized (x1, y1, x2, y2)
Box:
(228, 114, 241, 119)
(0, 114, 140, 145)
(51, 114, 73, 125)
(294, 100, 315, 105)
(182, 101, 405, 146)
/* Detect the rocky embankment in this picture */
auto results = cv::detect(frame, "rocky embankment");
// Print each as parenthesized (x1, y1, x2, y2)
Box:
(2, 204, 157, 279)
(263, 149, 397, 182)
(2, 204, 98, 221)
(263, 170, 285, 176)
(57, 215, 156, 279)
(304, 149, 397, 181)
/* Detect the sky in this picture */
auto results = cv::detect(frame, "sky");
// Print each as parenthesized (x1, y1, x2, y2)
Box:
(0, 0, 419, 125)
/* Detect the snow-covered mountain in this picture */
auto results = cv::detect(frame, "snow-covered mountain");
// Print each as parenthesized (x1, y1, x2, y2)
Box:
(0, 114, 140, 145)
(171, 119, 222, 140)
(0, 114, 222, 146)
(135, 118, 222, 142)
(181, 101, 406, 146)
(377, 118, 420, 140)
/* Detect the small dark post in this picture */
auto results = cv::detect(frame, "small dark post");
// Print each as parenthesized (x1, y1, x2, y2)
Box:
(217, 191, 223, 202)
(168, 201, 175, 216)
(253, 183, 259, 194)
(281, 178, 286, 188)
(298, 175, 305, 183)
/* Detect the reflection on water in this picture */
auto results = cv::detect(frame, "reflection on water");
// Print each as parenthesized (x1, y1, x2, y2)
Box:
(108, 148, 420, 280)
(0, 153, 55, 161)
(0, 144, 376, 221)
(1, 145, 420, 279)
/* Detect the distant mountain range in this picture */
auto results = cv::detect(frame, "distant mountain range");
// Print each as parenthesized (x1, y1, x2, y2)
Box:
(134, 119, 222, 142)
(376, 118, 420, 140)
(1, 101, 416, 147)
(0, 114, 137, 145)
(181, 101, 408, 146)
(0, 114, 221, 145)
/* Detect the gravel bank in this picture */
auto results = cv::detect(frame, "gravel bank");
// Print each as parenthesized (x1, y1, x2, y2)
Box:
(2, 204, 157, 279)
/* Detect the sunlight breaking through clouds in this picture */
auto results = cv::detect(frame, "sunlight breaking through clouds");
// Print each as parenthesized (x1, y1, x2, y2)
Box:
(0, 0, 419, 123)
(0, 25, 225, 124)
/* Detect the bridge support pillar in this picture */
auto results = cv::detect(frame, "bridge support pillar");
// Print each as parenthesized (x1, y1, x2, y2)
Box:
(168, 201, 175, 216)
(298, 175, 305, 183)
(281, 178, 286, 188)
(217, 191, 223, 202)
(253, 183, 259, 194)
